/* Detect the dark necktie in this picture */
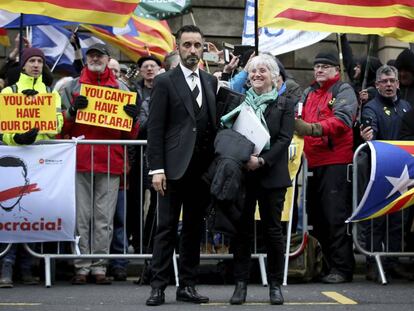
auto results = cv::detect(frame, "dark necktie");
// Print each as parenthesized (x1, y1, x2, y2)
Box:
(191, 72, 201, 107)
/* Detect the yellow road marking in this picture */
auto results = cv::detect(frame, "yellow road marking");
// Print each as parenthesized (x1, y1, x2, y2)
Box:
(0, 303, 42, 306)
(322, 291, 358, 305)
(204, 291, 357, 306)
(205, 302, 339, 306)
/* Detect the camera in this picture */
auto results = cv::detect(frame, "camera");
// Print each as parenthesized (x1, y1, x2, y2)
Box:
(361, 117, 373, 129)
(222, 42, 234, 64)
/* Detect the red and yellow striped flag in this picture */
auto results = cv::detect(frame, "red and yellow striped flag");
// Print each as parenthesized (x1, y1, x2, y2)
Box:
(82, 15, 175, 62)
(0, 28, 10, 47)
(259, 0, 414, 43)
(0, 0, 140, 27)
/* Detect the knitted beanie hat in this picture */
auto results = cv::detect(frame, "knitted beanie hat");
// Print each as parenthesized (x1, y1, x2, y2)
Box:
(20, 47, 45, 68)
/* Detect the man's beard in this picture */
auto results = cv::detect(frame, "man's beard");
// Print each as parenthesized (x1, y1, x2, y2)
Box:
(184, 56, 199, 67)
(87, 63, 106, 73)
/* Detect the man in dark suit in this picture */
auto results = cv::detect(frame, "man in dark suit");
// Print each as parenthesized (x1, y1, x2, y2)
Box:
(145, 25, 218, 306)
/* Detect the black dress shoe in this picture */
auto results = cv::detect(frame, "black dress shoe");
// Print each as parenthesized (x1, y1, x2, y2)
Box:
(230, 281, 247, 305)
(176, 286, 209, 303)
(146, 288, 165, 306)
(269, 281, 284, 305)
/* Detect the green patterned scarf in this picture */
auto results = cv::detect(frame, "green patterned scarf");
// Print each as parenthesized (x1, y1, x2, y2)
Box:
(220, 87, 278, 150)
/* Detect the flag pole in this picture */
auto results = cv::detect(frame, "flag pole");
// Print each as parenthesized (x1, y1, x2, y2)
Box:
(254, 0, 259, 55)
(51, 26, 79, 72)
(18, 14, 24, 64)
(336, 33, 345, 81)
(189, 11, 197, 27)
(362, 35, 374, 90)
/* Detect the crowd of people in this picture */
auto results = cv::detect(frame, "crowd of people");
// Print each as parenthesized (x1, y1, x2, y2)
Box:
(1, 24, 414, 306)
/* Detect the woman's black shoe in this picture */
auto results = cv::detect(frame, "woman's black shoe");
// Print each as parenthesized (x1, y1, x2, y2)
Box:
(269, 281, 284, 305)
(230, 281, 247, 305)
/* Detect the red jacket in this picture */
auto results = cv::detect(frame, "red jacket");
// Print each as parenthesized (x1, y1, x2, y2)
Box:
(61, 67, 139, 174)
(302, 74, 357, 168)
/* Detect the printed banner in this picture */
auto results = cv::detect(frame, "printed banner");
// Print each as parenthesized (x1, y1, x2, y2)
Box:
(0, 93, 57, 134)
(77, 84, 136, 131)
(135, 0, 191, 20)
(0, 143, 76, 243)
(243, 0, 329, 55)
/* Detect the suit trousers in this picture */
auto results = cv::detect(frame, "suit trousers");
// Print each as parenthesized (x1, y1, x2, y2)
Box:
(74, 172, 119, 275)
(150, 160, 210, 289)
(307, 164, 355, 278)
(232, 175, 287, 284)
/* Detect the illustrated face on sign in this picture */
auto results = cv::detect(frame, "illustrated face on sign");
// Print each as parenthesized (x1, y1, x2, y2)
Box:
(0, 157, 29, 212)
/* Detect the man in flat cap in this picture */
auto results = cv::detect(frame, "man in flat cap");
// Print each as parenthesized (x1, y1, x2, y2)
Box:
(60, 43, 139, 285)
(294, 51, 358, 284)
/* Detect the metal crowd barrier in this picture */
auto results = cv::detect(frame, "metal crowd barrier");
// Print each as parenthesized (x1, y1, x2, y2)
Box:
(1, 139, 309, 287)
(352, 142, 414, 285)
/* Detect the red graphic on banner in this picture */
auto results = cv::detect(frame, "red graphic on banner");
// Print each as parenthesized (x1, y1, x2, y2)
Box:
(0, 183, 41, 202)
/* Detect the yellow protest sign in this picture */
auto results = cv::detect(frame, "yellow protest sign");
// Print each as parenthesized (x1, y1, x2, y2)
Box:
(77, 84, 136, 132)
(0, 93, 57, 134)
(281, 135, 304, 222)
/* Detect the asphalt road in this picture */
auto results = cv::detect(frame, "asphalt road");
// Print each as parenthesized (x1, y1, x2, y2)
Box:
(0, 274, 413, 311)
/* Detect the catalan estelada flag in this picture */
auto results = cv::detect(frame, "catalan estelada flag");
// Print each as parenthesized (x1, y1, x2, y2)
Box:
(0, 0, 141, 27)
(347, 141, 414, 222)
(81, 15, 175, 62)
(0, 28, 10, 46)
(259, 0, 414, 43)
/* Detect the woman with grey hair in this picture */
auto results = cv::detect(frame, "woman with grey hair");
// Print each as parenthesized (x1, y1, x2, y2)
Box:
(220, 54, 294, 305)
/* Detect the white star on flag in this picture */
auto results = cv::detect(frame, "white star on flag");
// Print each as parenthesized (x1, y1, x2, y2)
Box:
(385, 165, 414, 198)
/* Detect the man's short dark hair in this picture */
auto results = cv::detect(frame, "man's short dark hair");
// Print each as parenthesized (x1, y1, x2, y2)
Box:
(176, 25, 204, 42)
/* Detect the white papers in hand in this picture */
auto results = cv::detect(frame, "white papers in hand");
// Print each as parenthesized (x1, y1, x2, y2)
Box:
(232, 105, 270, 154)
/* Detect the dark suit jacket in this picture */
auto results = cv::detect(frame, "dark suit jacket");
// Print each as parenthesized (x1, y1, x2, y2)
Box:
(147, 66, 218, 180)
(255, 96, 295, 189)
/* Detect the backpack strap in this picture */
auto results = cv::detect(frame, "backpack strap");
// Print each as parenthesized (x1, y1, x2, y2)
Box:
(330, 81, 345, 100)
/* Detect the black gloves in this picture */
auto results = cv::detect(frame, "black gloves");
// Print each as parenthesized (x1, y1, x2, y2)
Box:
(69, 95, 88, 117)
(13, 128, 39, 145)
(21, 89, 38, 96)
(123, 104, 139, 122)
